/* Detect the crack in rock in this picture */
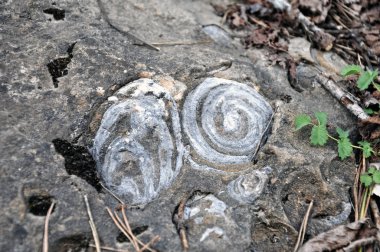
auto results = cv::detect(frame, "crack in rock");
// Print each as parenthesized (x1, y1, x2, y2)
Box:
(43, 8, 65, 20)
(46, 42, 75, 88)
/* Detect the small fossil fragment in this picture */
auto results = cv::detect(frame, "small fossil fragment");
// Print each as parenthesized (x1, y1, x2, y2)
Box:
(183, 192, 251, 249)
(92, 79, 184, 204)
(182, 77, 273, 172)
(227, 166, 272, 203)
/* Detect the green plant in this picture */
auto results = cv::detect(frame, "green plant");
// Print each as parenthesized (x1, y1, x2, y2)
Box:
(360, 167, 380, 187)
(358, 167, 380, 220)
(341, 65, 379, 91)
(295, 112, 374, 159)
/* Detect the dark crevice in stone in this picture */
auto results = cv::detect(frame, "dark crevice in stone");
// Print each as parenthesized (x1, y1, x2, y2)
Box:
(43, 8, 65, 20)
(52, 234, 90, 252)
(27, 194, 55, 216)
(281, 193, 290, 204)
(46, 42, 76, 88)
(52, 138, 102, 192)
(172, 191, 208, 236)
(116, 225, 149, 243)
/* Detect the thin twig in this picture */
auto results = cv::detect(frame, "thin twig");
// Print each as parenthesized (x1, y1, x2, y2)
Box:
(315, 73, 369, 120)
(363, 187, 372, 219)
(332, 15, 349, 30)
(43, 202, 55, 252)
(297, 11, 335, 50)
(370, 199, 380, 229)
(114, 210, 131, 236)
(96, 0, 160, 51)
(138, 236, 160, 252)
(354, 162, 361, 221)
(101, 182, 125, 205)
(221, 9, 233, 25)
(147, 40, 212, 46)
(106, 207, 157, 252)
(336, 0, 360, 20)
(127, 33, 161, 51)
(335, 43, 354, 52)
(114, 210, 138, 249)
(89, 244, 130, 252)
(359, 157, 366, 214)
(84, 195, 101, 252)
(294, 200, 314, 252)
(369, 198, 380, 243)
(107, 208, 135, 247)
(248, 16, 269, 28)
(121, 206, 139, 250)
(177, 197, 189, 251)
(343, 237, 377, 251)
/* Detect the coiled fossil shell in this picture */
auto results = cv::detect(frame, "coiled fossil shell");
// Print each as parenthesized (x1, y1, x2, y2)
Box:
(92, 79, 184, 204)
(227, 166, 272, 203)
(182, 77, 273, 172)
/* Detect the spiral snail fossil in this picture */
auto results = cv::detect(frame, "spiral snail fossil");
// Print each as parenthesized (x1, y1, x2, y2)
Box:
(182, 78, 273, 172)
(92, 78, 184, 204)
(92, 77, 272, 204)
(227, 166, 272, 203)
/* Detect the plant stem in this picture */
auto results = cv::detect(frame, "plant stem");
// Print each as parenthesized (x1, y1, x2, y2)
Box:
(327, 133, 366, 151)
(360, 186, 373, 219)
(352, 145, 364, 150)
(360, 187, 368, 219)
(327, 134, 339, 142)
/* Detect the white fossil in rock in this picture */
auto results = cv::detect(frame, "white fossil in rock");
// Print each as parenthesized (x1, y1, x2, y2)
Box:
(92, 79, 184, 204)
(182, 77, 273, 172)
(227, 166, 272, 203)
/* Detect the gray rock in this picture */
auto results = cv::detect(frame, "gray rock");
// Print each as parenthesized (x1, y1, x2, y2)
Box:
(182, 77, 273, 172)
(227, 166, 272, 204)
(183, 193, 251, 251)
(0, 0, 357, 251)
(202, 24, 234, 48)
(92, 78, 184, 205)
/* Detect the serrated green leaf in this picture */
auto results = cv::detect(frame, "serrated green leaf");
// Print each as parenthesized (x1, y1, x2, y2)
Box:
(357, 70, 378, 91)
(359, 141, 373, 158)
(337, 137, 353, 159)
(360, 174, 373, 187)
(372, 69, 379, 79)
(310, 125, 328, 146)
(295, 114, 312, 130)
(364, 108, 374, 115)
(336, 127, 349, 138)
(368, 167, 377, 175)
(341, 65, 362, 77)
(314, 112, 328, 126)
(373, 170, 380, 184)
(373, 82, 380, 92)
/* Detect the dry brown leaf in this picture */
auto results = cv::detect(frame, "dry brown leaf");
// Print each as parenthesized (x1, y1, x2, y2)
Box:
(211, 3, 226, 16)
(231, 12, 246, 28)
(298, 0, 332, 23)
(361, 6, 380, 23)
(298, 219, 377, 252)
(373, 41, 380, 56)
(363, 116, 380, 125)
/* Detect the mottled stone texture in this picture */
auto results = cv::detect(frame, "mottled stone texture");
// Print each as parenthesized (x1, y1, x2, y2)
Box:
(93, 79, 184, 205)
(1, 0, 356, 251)
(183, 78, 273, 172)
